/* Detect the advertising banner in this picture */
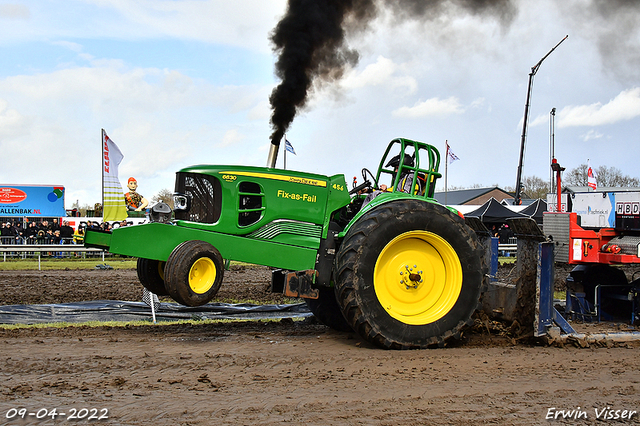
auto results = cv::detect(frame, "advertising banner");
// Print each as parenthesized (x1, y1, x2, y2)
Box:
(102, 129, 128, 222)
(0, 185, 66, 217)
(546, 193, 568, 213)
(614, 192, 640, 231)
(572, 192, 615, 228)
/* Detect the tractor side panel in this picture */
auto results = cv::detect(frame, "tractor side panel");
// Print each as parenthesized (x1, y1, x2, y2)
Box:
(174, 166, 350, 248)
(179, 166, 334, 236)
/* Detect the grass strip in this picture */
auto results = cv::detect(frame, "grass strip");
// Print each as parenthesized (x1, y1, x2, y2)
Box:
(0, 316, 306, 330)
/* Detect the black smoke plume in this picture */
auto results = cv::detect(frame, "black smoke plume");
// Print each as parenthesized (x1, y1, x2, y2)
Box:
(269, 0, 375, 146)
(268, 0, 515, 147)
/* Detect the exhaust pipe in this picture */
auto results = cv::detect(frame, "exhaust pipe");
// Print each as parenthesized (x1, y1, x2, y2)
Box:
(266, 142, 279, 168)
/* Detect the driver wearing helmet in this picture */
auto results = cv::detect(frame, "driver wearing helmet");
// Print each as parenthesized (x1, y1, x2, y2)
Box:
(363, 153, 417, 205)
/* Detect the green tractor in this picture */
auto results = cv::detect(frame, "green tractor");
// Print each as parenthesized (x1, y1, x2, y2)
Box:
(85, 138, 485, 349)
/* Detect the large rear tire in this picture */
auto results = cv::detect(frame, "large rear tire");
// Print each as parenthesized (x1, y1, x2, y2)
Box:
(136, 258, 168, 296)
(304, 287, 353, 332)
(334, 200, 484, 349)
(164, 240, 224, 307)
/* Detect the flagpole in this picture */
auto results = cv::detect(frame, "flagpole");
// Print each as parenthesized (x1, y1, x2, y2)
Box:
(445, 140, 449, 205)
(151, 293, 157, 323)
(283, 134, 287, 170)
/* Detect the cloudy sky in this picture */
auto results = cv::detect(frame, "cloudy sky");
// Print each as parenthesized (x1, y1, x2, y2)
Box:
(1, 0, 639, 209)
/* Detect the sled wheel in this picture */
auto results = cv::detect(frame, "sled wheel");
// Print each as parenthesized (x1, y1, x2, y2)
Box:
(334, 200, 484, 349)
(305, 287, 353, 332)
(136, 258, 168, 296)
(164, 240, 224, 307)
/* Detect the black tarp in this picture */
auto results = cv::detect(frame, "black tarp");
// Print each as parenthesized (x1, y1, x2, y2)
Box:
(519, 198, 547, 224)
(0, 300, 311, 325)
(465, 198, 527, 225)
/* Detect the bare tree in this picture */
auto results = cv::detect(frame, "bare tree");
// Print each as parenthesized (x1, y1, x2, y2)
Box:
(564, 164, 588, 186)
(152, 189, 174, 209)
(564, 164, 639, 187)
(521, 176, 548, 199)
(596, 165, 640, 187)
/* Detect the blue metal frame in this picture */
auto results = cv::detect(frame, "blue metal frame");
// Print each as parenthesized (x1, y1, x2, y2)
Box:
(565, 291, 595, 322)
(536, 242, 575, 336)
(490, 237, 498, 283)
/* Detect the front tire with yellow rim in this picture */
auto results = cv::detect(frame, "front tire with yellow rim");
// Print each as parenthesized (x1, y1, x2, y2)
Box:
(164, 240, 224, 307)
(334, 200, 484, 349)
(136, 258, 168, 296)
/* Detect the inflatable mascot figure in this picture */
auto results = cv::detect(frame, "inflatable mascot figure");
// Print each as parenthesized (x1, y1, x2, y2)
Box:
(124, 177, 149, 211)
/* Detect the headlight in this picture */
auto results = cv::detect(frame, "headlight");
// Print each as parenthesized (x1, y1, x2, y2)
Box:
(149, 202, 173, 223)
(173, 193, 190, 211)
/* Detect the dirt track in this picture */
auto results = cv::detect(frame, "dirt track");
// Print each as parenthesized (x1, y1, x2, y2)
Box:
(1, 266, 639, 425)
(0, 264, 289, 306)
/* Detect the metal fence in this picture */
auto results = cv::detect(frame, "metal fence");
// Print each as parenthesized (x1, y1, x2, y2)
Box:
(0, 244, 107, 270)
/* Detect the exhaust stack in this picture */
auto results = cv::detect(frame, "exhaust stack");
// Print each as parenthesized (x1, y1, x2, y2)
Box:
(266, 142, 279, 168)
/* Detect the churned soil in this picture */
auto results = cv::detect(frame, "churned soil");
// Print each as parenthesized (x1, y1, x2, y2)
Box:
(0, 264, 290, 306)
(0, 264, 639, 425)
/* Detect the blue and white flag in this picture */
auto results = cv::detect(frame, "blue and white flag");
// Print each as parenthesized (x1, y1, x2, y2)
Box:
(285, 139, 296, 155)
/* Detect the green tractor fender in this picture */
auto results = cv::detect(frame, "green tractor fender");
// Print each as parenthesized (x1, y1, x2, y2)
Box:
(337, 192, 462, 239)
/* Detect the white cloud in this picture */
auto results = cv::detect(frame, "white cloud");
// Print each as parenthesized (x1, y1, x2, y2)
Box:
(2, 0, 640, 207)
(581, 129, 604, 141)
(469, 98, 486, 109)
(8, 0, 286, 52)
(343, 56, 395, 88)
(341, 56, 417, 94)
(528, 113, 549, 128)
(0, 62, 267, 115)
(219, 129, 244, 147)
(248, 100, 271, 121)
(0, 99, 26, 138)
(0, 60, 272, 205)
(558, 87, 640, 127)
(51, 40, 84, 53)
(392, 96, 465, 118)
(0, 4, 30, 19)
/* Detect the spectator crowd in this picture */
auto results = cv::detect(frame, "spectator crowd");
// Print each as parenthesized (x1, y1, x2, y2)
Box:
(0, 219, 134, 245)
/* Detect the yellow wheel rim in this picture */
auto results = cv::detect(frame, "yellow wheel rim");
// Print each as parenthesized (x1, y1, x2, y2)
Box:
(374, 230, 462, 325)
(157, 261, 166, 281)
(188, 257, 217, 294)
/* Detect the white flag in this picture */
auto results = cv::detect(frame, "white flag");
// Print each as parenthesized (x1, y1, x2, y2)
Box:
(447, 142, 459, 164)
(587, 159, 597, 191)
(102, 129, 128, 221)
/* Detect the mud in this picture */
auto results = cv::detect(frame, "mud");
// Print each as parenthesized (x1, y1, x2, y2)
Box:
(0, 264, 290, 306)
(0, 265, 639, 425)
